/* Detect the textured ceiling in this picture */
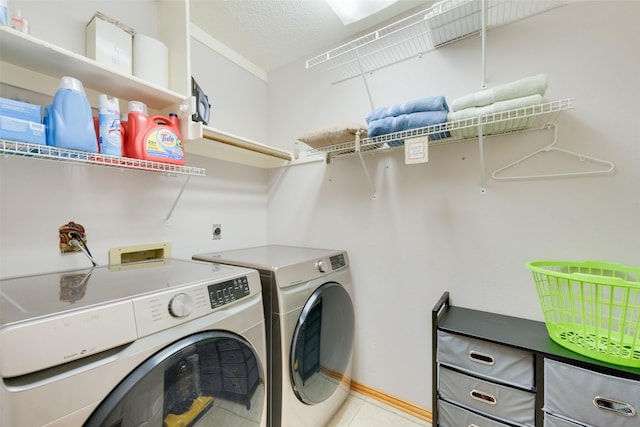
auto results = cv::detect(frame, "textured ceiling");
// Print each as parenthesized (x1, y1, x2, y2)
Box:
(190, 0, 432, 73)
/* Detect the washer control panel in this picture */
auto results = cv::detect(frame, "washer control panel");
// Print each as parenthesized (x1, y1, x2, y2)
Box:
(133, 274, 254, 338)
(207, 276, 251, 308)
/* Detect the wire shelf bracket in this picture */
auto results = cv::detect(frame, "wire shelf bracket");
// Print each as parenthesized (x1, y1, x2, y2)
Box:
(354, 131, 377, 199)
(0, 139, 206, 224)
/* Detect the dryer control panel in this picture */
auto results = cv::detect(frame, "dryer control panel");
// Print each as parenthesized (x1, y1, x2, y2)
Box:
(207, 276, 251, 308)
(317, 253, 346, 272)
(330, 253, 346, 270)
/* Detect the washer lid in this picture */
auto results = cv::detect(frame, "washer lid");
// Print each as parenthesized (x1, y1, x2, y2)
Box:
(0, 259, 253, 326)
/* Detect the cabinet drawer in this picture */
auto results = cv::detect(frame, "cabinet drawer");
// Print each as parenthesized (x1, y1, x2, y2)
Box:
(544, 412, 594, 427)
(545, 359, 640, 427)
(439, 366, 535, 426)
(439, 398, 514, 427)
(437, 330, 534, 389)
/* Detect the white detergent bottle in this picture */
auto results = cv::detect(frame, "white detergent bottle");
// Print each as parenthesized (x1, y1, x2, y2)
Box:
(98, 94, 122, 156)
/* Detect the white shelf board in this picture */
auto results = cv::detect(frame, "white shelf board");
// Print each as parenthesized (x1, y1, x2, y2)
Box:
(185, 126, 294, 169)
(0, 26, 186, 111)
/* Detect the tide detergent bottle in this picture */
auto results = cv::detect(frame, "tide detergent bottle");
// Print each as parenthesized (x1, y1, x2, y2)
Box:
(44, 76, 98, 153)
(125, 101, 185, 165)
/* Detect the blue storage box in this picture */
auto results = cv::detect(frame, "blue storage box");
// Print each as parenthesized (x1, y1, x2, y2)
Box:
(0, 97, 46, 145)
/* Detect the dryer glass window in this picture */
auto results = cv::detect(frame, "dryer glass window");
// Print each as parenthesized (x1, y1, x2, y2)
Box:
(290, 282, 355, 405)
(84, 331, 265, 427)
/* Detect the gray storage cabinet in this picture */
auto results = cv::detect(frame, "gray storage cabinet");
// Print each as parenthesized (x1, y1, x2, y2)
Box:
(432, 292, 640, 427)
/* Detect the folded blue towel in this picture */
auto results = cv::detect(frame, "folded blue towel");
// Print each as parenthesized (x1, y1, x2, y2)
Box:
(366, 96, 449, 122)
(368, 111, 450, 146)
(368, 111, 449, 137)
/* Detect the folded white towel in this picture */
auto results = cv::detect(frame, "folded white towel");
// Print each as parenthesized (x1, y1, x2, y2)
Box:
(451, 74, 548, 112)
(447, 94, 542, 139)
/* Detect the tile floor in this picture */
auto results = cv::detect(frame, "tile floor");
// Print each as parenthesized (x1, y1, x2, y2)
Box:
(327, 392, 431, 427)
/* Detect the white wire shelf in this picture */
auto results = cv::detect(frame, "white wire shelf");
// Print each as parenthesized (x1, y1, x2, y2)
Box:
(306, 98, 575, 161)
(0, 139, 206, 176)
(306, 0, 564, 84)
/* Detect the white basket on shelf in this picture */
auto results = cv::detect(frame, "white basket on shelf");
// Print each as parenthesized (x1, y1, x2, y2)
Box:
(426, 0, 482, 47)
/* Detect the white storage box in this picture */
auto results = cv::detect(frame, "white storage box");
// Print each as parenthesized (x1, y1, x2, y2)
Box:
(86, 12, 134, 75)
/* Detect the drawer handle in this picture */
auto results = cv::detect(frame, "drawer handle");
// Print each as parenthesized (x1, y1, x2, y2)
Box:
(469, 350, 495, 366)
(593, 396, 636, 417)
(470, 389, 497, 405)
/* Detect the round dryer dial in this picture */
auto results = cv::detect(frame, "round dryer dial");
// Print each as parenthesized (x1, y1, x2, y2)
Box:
(316, 260, 326, 272)
(168, 293, 194, 318)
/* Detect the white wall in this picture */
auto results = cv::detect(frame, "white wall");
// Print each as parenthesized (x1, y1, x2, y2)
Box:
(266, 1, 640, 411)
(2, 0, 639, 417)
(0, 1, 270, 277)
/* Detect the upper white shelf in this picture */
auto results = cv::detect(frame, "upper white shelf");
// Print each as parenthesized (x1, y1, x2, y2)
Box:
(0, 26, 185, 111)
(306, 0, 563, 83)
(307, 98, 575, 161)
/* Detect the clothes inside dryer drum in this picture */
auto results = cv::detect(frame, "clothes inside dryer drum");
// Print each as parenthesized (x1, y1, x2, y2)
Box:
(84, 331, 265, 427)
(290, 282, 355, 405)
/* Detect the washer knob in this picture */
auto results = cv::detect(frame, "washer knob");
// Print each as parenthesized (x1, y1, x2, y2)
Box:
(316, 260, 326, 273)
(168, 293, 194, 318)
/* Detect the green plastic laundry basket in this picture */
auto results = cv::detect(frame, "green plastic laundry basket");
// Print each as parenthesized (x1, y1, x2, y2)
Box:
(526, 260, 640, 367)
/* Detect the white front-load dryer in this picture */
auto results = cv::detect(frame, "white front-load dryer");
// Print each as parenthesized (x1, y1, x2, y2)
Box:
(0, 259, 267, 427)
(193, 246, 355, 427)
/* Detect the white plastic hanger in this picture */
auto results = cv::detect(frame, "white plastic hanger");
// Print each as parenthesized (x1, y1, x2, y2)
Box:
(492, 123, 615, 181)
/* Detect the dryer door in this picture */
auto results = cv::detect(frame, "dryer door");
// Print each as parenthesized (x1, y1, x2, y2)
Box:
(84, 331, 264, 427)
(290, 282, 355, 404)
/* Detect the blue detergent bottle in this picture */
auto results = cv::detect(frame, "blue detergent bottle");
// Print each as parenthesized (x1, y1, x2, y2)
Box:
(44, 76, 98, 153)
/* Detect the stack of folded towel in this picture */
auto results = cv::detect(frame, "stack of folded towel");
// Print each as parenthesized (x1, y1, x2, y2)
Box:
(447, 74, 548, 139)
(297, 123, 368, 149)
(366, 96, 450, 146)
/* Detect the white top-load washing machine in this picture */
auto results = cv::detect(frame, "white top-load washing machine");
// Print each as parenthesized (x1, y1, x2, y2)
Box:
(193, 246, 355, 427)
(0, 258, 267, 427)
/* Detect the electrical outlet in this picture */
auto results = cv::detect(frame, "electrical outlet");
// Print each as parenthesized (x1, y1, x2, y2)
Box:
(212, 224, 222, 240)
(59, 221, 87, 253)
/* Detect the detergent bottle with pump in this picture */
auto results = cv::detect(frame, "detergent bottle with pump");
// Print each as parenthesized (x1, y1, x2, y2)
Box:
(44, 76, 98, 153)
(125, 101, 185, 165)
